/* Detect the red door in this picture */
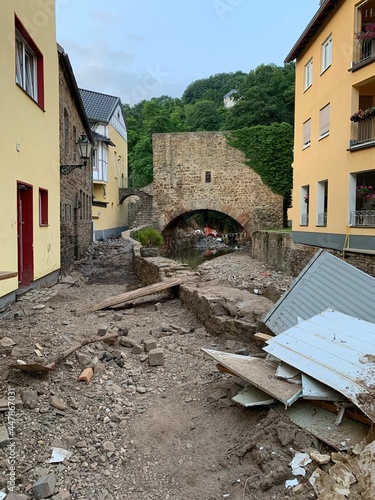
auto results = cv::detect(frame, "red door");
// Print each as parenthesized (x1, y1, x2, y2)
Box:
(17, 183, 33, 286)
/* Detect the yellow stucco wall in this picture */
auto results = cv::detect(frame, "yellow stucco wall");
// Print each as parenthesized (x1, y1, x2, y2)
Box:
(92, 124, 128, 235)
(291, 0, 375, 239)
(0, 1, 60, 297)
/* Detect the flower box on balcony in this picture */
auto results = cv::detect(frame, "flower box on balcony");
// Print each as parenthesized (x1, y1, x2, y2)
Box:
(355, 23, 375, 45)
(350, 107, 375, 122)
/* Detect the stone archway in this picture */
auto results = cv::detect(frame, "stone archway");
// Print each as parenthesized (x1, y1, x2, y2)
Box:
(119, 188, 154, 228)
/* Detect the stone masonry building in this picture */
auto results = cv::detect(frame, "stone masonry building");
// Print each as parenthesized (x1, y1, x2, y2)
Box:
(58, 45, 93, 274)
(152, 131, 284, 235)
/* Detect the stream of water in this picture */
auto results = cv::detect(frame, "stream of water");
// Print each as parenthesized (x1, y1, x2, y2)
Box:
(164, 246, 240, 269)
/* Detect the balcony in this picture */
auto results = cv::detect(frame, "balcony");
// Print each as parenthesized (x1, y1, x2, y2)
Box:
(352, 38, 375, 69)
(349, 210, 375, 227)
(349, 116, 375, 149)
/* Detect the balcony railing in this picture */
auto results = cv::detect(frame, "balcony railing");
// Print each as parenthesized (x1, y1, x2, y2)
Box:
(300, 214, 309, 226)
(353, 38, 375, 67)
(349, 210, 375, 227)
(317, 212, 327, 226)
(350, 116, 375, 148)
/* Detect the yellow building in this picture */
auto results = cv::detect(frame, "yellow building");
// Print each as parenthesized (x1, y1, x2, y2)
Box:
(80, 90, 128, 240)
(286, 0, 375, 252)
(0, 1, 60, 305)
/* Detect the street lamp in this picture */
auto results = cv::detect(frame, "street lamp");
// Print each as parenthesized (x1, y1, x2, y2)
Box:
(60, 133, 93, 175)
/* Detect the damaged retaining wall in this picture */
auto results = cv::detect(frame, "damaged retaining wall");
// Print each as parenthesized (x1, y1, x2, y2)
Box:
(132, 243, 273, 342)
(252, 230, 375, 278)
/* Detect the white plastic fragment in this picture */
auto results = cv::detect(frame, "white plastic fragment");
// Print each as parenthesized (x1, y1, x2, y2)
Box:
(47, 447, 72, 463)
(285, 478, 299, 488)
(290, 452, 312, 476)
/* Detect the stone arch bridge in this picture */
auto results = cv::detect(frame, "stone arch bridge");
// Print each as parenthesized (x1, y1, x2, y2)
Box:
(120, 131, 283, 235)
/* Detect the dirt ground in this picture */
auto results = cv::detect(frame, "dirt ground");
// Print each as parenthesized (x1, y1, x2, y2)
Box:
(0, 240, 326, 499)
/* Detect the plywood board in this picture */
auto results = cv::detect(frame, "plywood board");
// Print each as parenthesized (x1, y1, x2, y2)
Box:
(76, 278, 184, 315)
(278, 400, 369, 451)
(202, 349, 302, 407)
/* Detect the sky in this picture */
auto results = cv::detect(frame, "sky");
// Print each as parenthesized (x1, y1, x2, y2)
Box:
(56, 0, 320, 106)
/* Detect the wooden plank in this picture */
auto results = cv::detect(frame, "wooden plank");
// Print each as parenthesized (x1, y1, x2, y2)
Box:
(202, 348, 302, 407)
(76, 278, 184, 315)
(254, 332, 273, 341)
(278, 400, 370, 451)
(0, 272, 17, 281)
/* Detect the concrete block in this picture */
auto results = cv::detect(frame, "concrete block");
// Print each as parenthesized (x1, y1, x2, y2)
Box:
(148, 348, 165, 366)
(143, 338, 157, 352)
(33, 473, 57, 499)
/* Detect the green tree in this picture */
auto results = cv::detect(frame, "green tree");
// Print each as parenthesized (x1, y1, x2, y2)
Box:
(185, 100, 222, 131)
(182, 71, 247, 106)
(224, 63, 295, 130)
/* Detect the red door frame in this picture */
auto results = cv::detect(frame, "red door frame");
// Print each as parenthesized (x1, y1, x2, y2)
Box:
(17, 182, 34, 286)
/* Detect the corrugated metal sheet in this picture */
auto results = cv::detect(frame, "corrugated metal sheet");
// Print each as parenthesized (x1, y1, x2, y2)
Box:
(263, 309, 375, 422)
(264, 249, 375, 335)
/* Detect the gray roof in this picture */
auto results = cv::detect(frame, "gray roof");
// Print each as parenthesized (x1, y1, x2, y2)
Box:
(263, 249, 375, 335)
(79, 88, 121, 123)
(91, 130, 116, 147)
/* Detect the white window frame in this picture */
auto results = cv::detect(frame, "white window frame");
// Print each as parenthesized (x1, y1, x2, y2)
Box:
(321, 35, 332, 73)
(304, 58, 313, 90)
(303, 119, 311, 149)
(16, 31, 37, 101)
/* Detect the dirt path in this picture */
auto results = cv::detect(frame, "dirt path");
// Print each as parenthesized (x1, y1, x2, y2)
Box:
(0, 240, 319, 499)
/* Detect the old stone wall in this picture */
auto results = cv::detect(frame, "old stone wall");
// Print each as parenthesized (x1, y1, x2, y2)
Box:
(59, 65, 93, 274)
(152, 132, 283, 235)
(252, 231, 375, 278)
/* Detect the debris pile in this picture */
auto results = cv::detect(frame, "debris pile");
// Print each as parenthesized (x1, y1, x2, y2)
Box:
(202, 250, 375, 496)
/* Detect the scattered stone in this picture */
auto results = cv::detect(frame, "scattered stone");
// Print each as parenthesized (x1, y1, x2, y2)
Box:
(21, 388, 38, 409)
(154, 302, 162, 311)
(75, 352, 93, 368)
(0, 336, 16, 347)
(32, 473, 57, 499)
(119, 337, 136, 348)
(0, 426, 10, 448)
(206, 389, 227, 403)
(136, 387, 147, 394)
(51, 490, 71, 500)
(102, 441, 115, 452)
(112, 312, 123, 321)
(131, 344, 143, 355)
(5, 493, 29, 500)
(310, 450, 331, 465)
(97, 325, 108, 336)
(225, 339, 237, 350)
(143, 338, 157, 352)
(33, 304, 46, 310)
(148, 348, 165, 366)
(50, 396, 66, 411)
(217, 398, 233, 408)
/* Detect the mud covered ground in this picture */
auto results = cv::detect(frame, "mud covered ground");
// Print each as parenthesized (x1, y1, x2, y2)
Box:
(0, 240, 332, 499)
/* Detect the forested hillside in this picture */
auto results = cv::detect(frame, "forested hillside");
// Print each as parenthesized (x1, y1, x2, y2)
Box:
(124, 62, 295, 206)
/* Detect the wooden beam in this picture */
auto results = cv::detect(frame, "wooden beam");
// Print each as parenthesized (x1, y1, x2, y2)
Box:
(254, 332, 273, 342)
(76, 278, 185, 315)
